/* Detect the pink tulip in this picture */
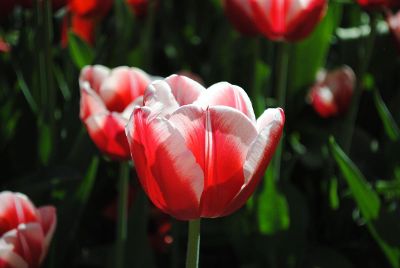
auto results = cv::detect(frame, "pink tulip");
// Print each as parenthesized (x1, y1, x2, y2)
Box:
(79, 65, 152, 160)
(0, 191, 56, 268)
(308, 66, 356, 118)
(125, 75, 285, 220)
(222, 0, 260, 36)
(250, 0, 327, 41)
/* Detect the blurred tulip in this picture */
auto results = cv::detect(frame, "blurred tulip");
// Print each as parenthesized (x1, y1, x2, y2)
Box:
(126, 0, 148, 18)
(386, 9, 400, 52)
(80, 65, 152, 160)
(0, 38, 10, 53)
(356, 0, 400, 9)
(222, 0, 260, 36)
(250, 0, 327, 41)
(62, 0, 113, 46)
(126, 75, 285, 220)
(0, 191, 56, 268)
(308, 66, 356, 118)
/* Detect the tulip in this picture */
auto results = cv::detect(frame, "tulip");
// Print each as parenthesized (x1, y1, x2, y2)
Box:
(308, 66, 356, 118)
(80, 65, 152, 160)
(126, 0, 148, 18)
(0, 191, 56, 268)
(356, 0, 400, 9)
(0, 38, 11, 53)
(386, 9, 400, 52)
(222, 0, 260, 36)
(250, 0, 328, 41)
(125, 75, 285, 220)
(62, 0, 113, 46)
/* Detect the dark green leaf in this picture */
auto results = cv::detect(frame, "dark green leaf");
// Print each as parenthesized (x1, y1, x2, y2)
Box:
(257, 167, 290, 234)
(68, 31, 94, 69)
(329, 177, 340, 210)
(329, 137, 380, 220)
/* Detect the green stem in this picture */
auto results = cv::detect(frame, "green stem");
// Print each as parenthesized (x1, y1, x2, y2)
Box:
(273, 42, 290, 181)
(342, 13, 377, 153)
(116, 162, 130, 268)
(185, 219, 201, 268)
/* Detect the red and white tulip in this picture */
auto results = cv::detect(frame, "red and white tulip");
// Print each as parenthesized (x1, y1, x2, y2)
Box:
(0, 191, 56, 268)
(250, 0, 327, 41)
(125, 75, 285, 220)
(80, 65, 152, 160)
(308, 66, 356, 118)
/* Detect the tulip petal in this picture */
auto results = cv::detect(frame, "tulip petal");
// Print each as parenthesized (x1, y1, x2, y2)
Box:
(143, 81, 180, 119)
(126, 107, 204, 220)
(168, 105, 258, 217)
(36, 206, 56, 259)
(0, 239, 28, 268)
(79, 87, 107, 121)
(194, 82, 256, 122)
(99, 67, 150, 112)
(222, 108, 285, 216)
(79, 65, 110, 93)
(164, 75, 205, 106)
(121, 96, 144, 120)
(0, 192, 38, 236)
(84, 112, 130, 160)
(15, 224, 44, 268)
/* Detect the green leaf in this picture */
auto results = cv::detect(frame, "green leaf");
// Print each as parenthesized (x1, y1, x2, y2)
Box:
(289, 2, 342, 92)
(373, 89, 400, 142)
(257, 167, 290, 234)
(68, 31, 94, 69)
(329, 137, 380, 220)
(329, 177, 340, 210)
(38, 120, 53, 165)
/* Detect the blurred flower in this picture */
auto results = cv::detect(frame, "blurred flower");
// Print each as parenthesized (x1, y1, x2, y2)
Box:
(80, 65, 152, 160)
(125, 75, 285, 220)
(250, 0, 327, 42)
(308, 66, 356, 118)
(0, 191, 56, 268)
(356, 0, 400, 9)
(62, 0, 113, 46)
(222, 0, 260, 36)
(0, 38, 11, 53)
(386, 9, 400, 52)
(126, 0, 148, 18)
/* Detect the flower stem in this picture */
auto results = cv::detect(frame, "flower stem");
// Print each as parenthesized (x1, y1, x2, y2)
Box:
(342, 13, 377, 152)
(185, 219, 201, 268)
(274, 42, 290, 181)
(116, 162, 130, 268)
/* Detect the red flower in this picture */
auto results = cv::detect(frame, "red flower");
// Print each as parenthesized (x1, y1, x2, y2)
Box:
(126, 0, 148, 18)
(386, 9, 400, 52)
(250, 0, 327, 42)
(222, 0, 260, 36)
(62, 0, 113, 46)
(308, 66, 356, 118)
(79, 65, 152, 160)
(357, 0, 400, 9)
(0, 191, 56, 268)
(125, 75, 285, 220)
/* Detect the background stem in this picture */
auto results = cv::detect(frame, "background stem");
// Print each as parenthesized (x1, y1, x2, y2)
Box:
(185, 219, 201, 268)
(342, 13, 377, 152)
(116, 162, 130, 268)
